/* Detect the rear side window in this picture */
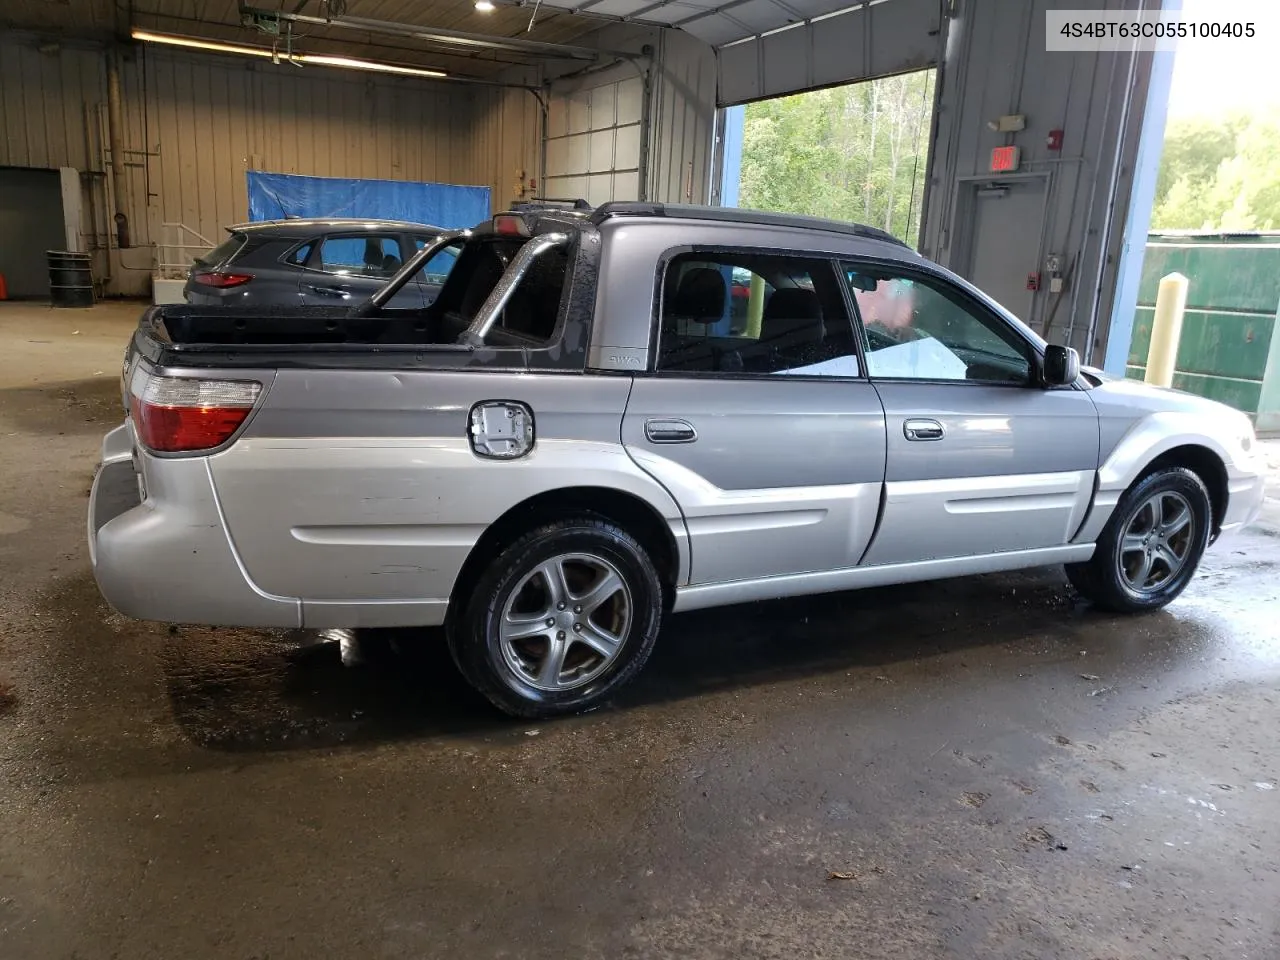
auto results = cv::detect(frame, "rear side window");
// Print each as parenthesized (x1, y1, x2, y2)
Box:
(316, 235, 404, 278)
(657, 253, 861, 377)
(198, 233, 246, 267)
(435, 237, 568, 344)
(282, 241, 313, 266)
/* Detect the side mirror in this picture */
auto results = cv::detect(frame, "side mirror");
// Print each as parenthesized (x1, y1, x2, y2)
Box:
(1042, 344, 1080, 387)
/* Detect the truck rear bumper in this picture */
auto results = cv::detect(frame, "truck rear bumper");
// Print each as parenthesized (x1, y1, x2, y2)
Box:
(88, 425, 303, 628)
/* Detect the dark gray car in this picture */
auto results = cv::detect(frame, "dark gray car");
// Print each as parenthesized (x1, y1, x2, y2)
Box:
(183, 218, 461, 308)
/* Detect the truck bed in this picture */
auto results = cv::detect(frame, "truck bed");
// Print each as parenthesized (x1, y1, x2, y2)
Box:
(132, 303, 488, 371)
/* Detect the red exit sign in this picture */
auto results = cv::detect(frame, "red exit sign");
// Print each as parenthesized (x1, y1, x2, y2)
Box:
(990, 145, 1021, 172)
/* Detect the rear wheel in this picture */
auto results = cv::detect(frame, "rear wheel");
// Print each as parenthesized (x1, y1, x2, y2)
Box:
(448, 517, 664, 718)
(1066, 467, 1211, 613)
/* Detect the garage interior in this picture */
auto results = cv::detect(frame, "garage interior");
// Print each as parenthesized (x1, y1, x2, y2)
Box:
(3, 1, 1280, 957)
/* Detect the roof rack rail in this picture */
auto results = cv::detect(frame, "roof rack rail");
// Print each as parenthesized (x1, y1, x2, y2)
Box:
(509, 198, 593, 213)
(589, 201, 911, 248)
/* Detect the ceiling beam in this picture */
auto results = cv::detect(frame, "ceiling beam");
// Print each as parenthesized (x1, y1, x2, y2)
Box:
(238, 4, 634, 61)
(133, 9, 542, 72)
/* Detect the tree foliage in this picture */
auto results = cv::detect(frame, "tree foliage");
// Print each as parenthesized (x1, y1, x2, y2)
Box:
(1152, 110, 1280, 231)
(739, 70, 936, 245)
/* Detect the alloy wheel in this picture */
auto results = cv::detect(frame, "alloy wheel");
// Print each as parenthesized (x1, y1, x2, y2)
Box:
(498, 552, 633, 692)
(1116, 490, 1195, 595)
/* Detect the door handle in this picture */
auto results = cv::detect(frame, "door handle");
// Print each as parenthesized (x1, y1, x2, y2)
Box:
(903, 418, 945, 441)
(307, 284, 351, 298)
(644, 418, 697, 443)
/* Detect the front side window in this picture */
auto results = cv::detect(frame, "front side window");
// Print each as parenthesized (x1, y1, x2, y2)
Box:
(316, 235, 404, 278)
(658, 253, 860, 377)
(842, 263, 1032, 384)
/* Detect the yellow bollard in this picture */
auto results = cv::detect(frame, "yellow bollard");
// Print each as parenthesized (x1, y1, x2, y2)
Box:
(744, 271, 766, 339)
(1145, 271, 1189, 388)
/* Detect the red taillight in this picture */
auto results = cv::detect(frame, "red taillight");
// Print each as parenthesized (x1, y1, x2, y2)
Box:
(128, 374, 262, 453)
(193, 270, 253, 288)
(492, 214, 529, 237)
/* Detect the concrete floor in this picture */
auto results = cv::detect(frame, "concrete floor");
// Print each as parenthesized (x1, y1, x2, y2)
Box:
(3, 300, 1280, 960)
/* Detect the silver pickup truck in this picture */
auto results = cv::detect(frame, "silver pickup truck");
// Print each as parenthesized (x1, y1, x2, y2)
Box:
(89, 202, 1266, 717)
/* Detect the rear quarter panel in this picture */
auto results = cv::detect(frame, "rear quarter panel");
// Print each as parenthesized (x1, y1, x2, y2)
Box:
(208, 370, 688, 622)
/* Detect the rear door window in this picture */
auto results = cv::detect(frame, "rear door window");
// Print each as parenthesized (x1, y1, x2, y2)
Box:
(315, 235, 404, 278)
(657, 252, 861, 377)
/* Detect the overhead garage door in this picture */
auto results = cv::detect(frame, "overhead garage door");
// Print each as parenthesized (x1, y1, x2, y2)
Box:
(544, 72, 645, 205)
(717, 0, 944, 106)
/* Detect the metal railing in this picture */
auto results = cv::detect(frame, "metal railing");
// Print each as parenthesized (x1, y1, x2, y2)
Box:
(155, 222, 215, 279)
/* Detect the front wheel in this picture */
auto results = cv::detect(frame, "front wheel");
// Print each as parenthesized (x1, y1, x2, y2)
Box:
(449, 517, 665, 718)
(1066, 466, 1212, 613)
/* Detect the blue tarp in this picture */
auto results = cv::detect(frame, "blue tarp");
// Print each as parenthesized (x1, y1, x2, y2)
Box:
(246, 171, 491, 230)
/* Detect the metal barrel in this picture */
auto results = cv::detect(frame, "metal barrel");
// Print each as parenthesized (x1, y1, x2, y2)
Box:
(47, 250, 95, 308)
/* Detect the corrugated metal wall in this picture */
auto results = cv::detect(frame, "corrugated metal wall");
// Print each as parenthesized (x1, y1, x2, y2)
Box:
(0, 30, 540, 296)
(920, 0, 1157, 362)
(648, 27, 716, 205)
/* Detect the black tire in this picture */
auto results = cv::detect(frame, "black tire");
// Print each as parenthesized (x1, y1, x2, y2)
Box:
(1065, 466, 1212, 613)
(448, 516, 664, 718)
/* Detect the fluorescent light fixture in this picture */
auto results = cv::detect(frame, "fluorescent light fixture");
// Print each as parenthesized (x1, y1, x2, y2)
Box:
(130, 29, 273, 59)
(298, 54, 446, 78)
(475, 0, 496, 10)
(129, 29, 446, 79)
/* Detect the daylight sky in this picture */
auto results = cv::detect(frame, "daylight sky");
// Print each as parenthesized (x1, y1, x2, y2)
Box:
(1166, 0, 1280, 117)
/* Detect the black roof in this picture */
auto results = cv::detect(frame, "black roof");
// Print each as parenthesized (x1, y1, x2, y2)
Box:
(589, 202, 911, 248)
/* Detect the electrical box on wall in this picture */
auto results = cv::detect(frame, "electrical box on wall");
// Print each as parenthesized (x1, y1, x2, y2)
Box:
(990, 145, 1021, 173)
(987, 114, 1026, 132)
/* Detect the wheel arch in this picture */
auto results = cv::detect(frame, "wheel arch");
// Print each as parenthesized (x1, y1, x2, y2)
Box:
(446, 486, 686, 624)
(1082, 413, 1239, 545)
(1136, 443, 1229, 535)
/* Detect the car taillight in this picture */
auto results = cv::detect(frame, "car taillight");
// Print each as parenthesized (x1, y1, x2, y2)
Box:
(492, 214, 529, 237)
(192, 270, 253, 288)
(129, 374, 262, 453)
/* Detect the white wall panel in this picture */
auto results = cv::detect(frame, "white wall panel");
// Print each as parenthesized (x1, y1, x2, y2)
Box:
(567, 92, 591, 135)
(617, 79, 643, 125)
(589, 84, 617, 127)
(589, 130, 615, 173)
(613, 170, 639, 202)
